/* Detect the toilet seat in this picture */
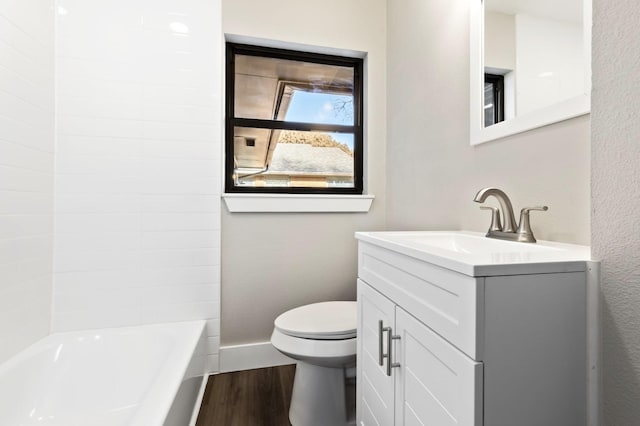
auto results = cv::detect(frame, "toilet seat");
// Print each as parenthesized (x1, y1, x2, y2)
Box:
(271, 328, 356, 364)
(274, 301, 356, 340)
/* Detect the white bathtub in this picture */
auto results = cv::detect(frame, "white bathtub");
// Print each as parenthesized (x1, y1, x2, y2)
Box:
(0, 321, 207, 426)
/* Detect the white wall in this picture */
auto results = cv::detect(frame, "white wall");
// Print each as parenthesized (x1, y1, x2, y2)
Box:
(0, 0, 55, 363)
(516, 14, 584, 115)
(54, 0, 222, 372)
(592, 0, 640, 423)
(484, 11, 515, 71)
(221, 0, 387, 346)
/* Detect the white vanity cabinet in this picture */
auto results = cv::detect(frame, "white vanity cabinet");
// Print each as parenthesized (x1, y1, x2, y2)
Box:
(355, 232, 595, 426)
(359, 280, 483, 425)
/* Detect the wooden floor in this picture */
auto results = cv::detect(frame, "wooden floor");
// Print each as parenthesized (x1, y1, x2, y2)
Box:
(195, 365, 296, 426)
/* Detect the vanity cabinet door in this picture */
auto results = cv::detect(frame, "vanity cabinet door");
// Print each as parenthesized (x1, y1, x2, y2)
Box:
(357, 279, 396, 426)
(394, 308, 484, 426)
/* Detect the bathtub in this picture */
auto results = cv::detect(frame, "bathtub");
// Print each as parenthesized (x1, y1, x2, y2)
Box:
(0, 320, 207, 426)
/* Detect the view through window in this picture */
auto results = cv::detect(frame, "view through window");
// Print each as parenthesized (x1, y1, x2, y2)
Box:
(225, 43, 363, 194)
(484, 73, 504, 127)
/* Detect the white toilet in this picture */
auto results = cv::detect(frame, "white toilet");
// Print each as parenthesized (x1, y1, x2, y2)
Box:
(271, 301, 357, 426)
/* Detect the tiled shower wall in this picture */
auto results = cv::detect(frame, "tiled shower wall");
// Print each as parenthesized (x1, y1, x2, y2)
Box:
(54, 0, 222, 371)
(0, 0, 55, 363)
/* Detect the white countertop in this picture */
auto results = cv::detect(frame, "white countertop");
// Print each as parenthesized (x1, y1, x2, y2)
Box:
(355, 230, 594, 276)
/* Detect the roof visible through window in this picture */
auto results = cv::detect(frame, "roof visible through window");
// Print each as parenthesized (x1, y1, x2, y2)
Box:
(226, 43, 363, 194)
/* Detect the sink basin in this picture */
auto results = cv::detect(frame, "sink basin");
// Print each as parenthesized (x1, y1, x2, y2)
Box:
(383, 232, 561, 254)
(355, 231, 592, 276)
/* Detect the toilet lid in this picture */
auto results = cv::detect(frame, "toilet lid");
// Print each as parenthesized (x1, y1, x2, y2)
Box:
(274, 301, 357, 340)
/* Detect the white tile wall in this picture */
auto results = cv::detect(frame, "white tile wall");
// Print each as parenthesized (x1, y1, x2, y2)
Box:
(54, 0, 222, 372)
(0, 0, 55, 363)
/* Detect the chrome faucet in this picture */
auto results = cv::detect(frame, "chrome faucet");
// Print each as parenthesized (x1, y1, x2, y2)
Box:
(473, 187, 548, 243)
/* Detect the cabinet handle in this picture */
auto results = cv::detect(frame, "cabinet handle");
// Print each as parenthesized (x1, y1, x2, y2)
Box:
(378, 320, 387, 366)
(379, 321, 393, 367)
(386, 328, 401, 377)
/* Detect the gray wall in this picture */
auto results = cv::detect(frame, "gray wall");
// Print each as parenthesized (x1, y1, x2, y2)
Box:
(218, 2, 640, 423)
(221, 0, 591, 347)
(222, 212, 383, 344)
(386, 0, 591, 245)
(592, 0, 640, 424)
(221, 0, 387, 346)
(388, 0, 640, 424)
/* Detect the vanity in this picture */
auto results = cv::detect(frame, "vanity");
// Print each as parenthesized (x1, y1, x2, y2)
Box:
(355, 231, 598, 426)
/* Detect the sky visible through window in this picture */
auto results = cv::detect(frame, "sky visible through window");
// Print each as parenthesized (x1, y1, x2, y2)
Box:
(285, 90, 354, 149)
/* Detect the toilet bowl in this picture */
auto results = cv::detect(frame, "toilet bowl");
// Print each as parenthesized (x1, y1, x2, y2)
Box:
(271, 301, 357, 426)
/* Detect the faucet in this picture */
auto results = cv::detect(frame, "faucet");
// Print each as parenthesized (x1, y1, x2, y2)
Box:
(473, 188, 517, 232)
(473, 187, 548, 243)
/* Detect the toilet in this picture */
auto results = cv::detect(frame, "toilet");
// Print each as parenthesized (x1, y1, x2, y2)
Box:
(271, 301, 357, 426)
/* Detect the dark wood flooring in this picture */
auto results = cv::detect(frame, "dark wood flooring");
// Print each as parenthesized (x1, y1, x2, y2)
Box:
(196, 364, 296, 426)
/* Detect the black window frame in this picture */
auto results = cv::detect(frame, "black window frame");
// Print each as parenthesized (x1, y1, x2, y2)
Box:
(225, 42, 364, 195)
(484, 73, 505, 127)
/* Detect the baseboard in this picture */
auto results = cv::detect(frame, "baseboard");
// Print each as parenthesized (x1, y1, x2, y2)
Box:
(219, 341, 295, 373)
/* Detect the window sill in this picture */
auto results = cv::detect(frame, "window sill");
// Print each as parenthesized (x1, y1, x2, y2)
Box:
(223, 194, 375, 213)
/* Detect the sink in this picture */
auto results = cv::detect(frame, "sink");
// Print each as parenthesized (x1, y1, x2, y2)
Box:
(381, 232, 561, 254)
(355, 231, 592, 276)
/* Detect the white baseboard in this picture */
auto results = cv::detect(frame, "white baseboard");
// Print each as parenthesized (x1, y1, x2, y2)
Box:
(219, 341, 295, 373)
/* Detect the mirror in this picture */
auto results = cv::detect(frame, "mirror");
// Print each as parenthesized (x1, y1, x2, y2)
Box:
(470, 0, 591, 145)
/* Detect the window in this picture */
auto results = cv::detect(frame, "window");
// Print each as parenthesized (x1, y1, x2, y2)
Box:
(225, 43, 364, 194)
(484, 73, 504, 127)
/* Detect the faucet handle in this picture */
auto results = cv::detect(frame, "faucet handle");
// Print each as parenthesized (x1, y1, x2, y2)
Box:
(521, 206, 549, 213)
(480, 206, 502, 232)
(517, 206, 549, 242)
